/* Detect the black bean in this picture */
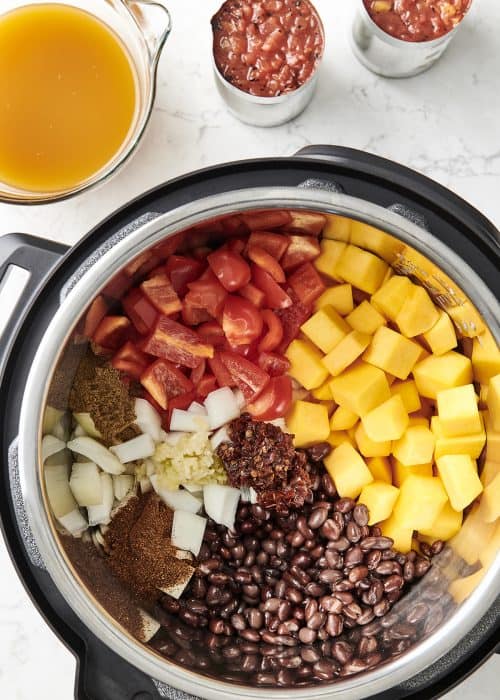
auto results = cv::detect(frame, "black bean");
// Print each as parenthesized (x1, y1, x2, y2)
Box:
(360, 536, 394, 551)
(298, 627, 317, 644)
(308, 507, 328, 530)
(312, 659, 336, 680)
(335, 497, 355, 514)
(346, 521, 362, 543)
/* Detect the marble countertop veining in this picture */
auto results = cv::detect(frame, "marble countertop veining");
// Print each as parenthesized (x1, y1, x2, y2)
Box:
(0, 0, 499, 698)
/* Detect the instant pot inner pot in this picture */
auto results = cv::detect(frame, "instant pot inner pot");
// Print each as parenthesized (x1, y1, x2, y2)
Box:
(39, 207, 500, 689)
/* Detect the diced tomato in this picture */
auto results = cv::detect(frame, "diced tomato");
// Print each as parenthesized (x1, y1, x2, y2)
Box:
(83, 296, 108, 339)
(247, 231, 290, 260)
(247, 376, 293, 421)
(208, 248, 251, 292)
(166, 390, 197, 428)
(221, 214, 246, 236)
(276, 301, 311, 353)
(197, 373, 218, 397)
(241, 210, 291, 231)
(102, 270, 133, 300)
(140, 273, 182, 316)
(228, 238, 246, 254)
(257, 351, 291, 377)
(222, 296, 263, 347)
(140, 359, 194, 410)
(284, 211, 326, 236)
(185, 269, 228, 318)
(281, 235, 321, 271)
(93, 316, 131, 350)
(288, 262, 326, 307)
(247, 245, 286, 283)
(165, 255, 204, 296)
(251, 264, 292, 310)
(219, 351, 270, 401)
(134, 254, 163, 279)
(208, 354, 235, 387)
(152, 232, 185, 261)
(122, 288, 158, 335)
(258, 310, 283, 353)
(192, 246, 213, 261)
(142, 316, 214, 368)
(190, 358, 206, 385)
(197, 321, 227, 348)
(227, 339, 260, 362)
(238, 282, 266, 308)
(182, 299, 212, 326)
(124, 250, 153, 277)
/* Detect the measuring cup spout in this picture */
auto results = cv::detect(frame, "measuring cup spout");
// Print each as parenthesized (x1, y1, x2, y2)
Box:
(124, 1, 171, 66)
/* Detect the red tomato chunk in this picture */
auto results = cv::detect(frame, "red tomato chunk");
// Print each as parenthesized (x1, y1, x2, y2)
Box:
(142, 316, 214, 369)
(364, 0, 471, 42)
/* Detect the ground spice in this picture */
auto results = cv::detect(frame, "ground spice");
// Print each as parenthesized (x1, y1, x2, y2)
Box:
(47, 340, 88, 410)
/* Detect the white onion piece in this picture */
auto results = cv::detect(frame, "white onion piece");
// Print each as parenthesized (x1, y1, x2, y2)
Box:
(42, 435, 66, 463)
(150, 475, 202, 513)
(175, 549, 194, 561)
(69, 462, 103, 507)
(267, 418, 287, 431)
(52, 412, 71, 442)
(143, 459, 156, 477)
(240, 487, 251, 503)
(203, 484, 241, 530)
(72, 424, 87, 439)
(67, 437, 124, 475)
(204, 387, 240, 430)
(139, 476, 152, 494)
(73, 412, 102, 439)
(210, 425, 231, 450)
(44, 448, 72, 468)
(233, 388, 246, 411)
(170, 409, 209, 433)
(181, 482, 203, 495)
(188, 401, 208, 416)
(134, 398, 162, 442)
(171, 510, 206, 556)
(110, 434, 155, 463)
(159, 564, 194, 599)
(249, 487, 258, 504)
(45, 464, 77, 518)
(43, 406, 64, 436)
(87, 472, 114, 526)
(159, 429, 169, 441)
(58, 509, 88, 537)
(163, 431, 187, 446)
(113, 474, 135, 501)
(137, 610, 161, 643)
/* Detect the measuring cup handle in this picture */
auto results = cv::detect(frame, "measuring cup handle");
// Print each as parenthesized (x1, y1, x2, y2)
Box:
(124, 1, 172, 64)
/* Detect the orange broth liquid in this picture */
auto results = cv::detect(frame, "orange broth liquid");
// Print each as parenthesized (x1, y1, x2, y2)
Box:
(0, 3, 137, 193)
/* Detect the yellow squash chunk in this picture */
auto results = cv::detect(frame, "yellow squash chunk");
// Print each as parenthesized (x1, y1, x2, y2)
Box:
(311, 380, 334, 401)
(314, 239, 347, 280)
(358, 481, 399, 525)
(481, 472, 500, 522)
(413, 351, 473, 400)
(449, 570, 486, 605)
(436, 454, 483, 512)
(437, 384, 482, 437)
(390, 380, 421, 414)
(327, 430, 356, 449)
(314, 284, 353, 316)
(395, 285, 440, 338)
(330, 406, 358, 431)
(484, 411, 500, 462)
(286, 400, 330, 448)
(450, 502, 495, 565)
(346, 300, 386, 335)
(371, 276, 413, 321)
(480, 460, 500, 487)
(408, 416, 429, 427)
(367, 456, 392, 484)
(392, 459, 433, 488)
(301, 306, 350, 354)
(363, 326, 421, 380)
(323, 214, 352, 242)
(431, 415, 486, 460)
(349, 221, 402, 262)
(423, 310, 457, 356)
(322, 330, 371, 377)
(479, 384, 489, 409)
(419, 501, 462, 542)
(355, 422, 391, 458)
(487, 374, 500, 431)
(393, 475, 448, 530)
(362, 395, 409, 442)
(380, 513, 413, 553)
(392, 425, 435, 466)
(328, 362, 391, 417)
(335, 245, 388, 295)
(285, 339, 329, 390)
(472, 330, 500, 384)
(324, 442, 373, 499)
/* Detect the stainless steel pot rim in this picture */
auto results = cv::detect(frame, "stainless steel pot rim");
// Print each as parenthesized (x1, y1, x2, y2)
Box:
(19, 187, 500, 699)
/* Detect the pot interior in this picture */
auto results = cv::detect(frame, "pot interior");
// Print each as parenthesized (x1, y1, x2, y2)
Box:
(38, 203, 500, 695)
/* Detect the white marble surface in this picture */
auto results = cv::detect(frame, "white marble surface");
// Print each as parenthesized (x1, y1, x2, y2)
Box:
(1, 0, 499, 698)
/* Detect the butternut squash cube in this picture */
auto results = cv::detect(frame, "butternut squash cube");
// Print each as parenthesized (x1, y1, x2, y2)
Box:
(471, 330, 500, 384)
(322, 330, 371, 377)
(349, 221, 402, 262)
(480, 460, 500, 487)
(301, 306, 350, 354)
(358, 481, 399, 525)
(324, 443, 373, 499)
(285, 339, 329, 390)
(391, 380, 421, 414)
(367, 456, 392, 484)
(431, 415, 486, 460)
(393, 475, 448, 530)
(479, 384, 489, 409)
(327, 430, 356, 449)
(314, 240, 347, 280)
(392, 459, 433, 487)
(330, 405, 358, 431)
(286, 400, 330, 448)
(323, 214, 352, 242)
(449, 570, 486, 604)
(436, 454, 483, 511)
(408, 416, 429, 427)
(380, 513, 413, 553)
(371, 276, 413, 321)
(311, 380, 334, 401)
(413, 351, 473, 400)
(419, 501, 463, 542)
(346, 300, 386, 335)
(328, 362, 391, 416)
(484, 411, 500, 463)
(335, 245, 388, 295)
(392, 425, 435, 466)
(423, 310, 457, 356)
(481, 472, 500, 522)
(355, 422, 392, 458)
(437, 384, 482, 438)
(395, 285, 440, 338)
(487, 374, 500, 431)
(363, 326, 421, 380)
(362, 394, 409, 442)
(450, 502, 495, 565)
(314, 284, 353, 316)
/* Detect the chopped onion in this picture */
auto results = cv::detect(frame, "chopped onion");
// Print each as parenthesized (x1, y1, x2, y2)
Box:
(171, 510, 206, 556)
(175, 549, 194, 561)
(159, 562, 194, 599)
(110, 434, 155, 463)
(45, 463, 77, 518)
(163, 431, 187, 446)
(143, 459, 156, 477)
(188, 401, 208, 416)
(137, 609, 161, 643)
(204, 387, 240, 430)
(170, 409, 209, 433)
(58, 509, 88, 537)
(240, 487, 251, 502)
(69, 462, 103, 507)
(113, 474, 135, 501)
(249, 487, 258, 504)
(139, 476, 152, 494)
(233, 388, 246, 411)
(44, 448, 72, 469)
(73, 412, 102, 439)
(42, 435, 66, 463)
(67, 437, 124, 475)
(135, 398, 162, 442)
(159, 429, 169, 441)
(52, 412, 71, 441)
(72, 424, 87, 439)
(181, 482, 203, 495)
(42, 406, 64, 436)
(203, 484, 241, 530)
(150, 475, 202, 513)
(87, 472, 114, 526)
(210, 425, 231, 450)
(267, 417, 287, 431)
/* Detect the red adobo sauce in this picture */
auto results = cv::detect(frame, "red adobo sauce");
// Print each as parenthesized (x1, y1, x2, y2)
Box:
(212, 0, 324, 97)
(363, 0, 471, 42)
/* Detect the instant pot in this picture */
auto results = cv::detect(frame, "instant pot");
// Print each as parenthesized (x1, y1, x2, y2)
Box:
(0, 146, 499, 700)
